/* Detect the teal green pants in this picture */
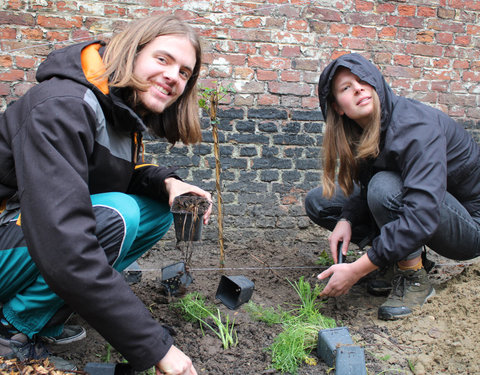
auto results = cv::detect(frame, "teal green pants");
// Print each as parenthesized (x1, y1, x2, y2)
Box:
(0, 193, 172, 339)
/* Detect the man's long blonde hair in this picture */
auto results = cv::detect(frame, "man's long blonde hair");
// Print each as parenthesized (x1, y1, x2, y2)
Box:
(102, 15, 202, 145)
(322, 87, 381, 198)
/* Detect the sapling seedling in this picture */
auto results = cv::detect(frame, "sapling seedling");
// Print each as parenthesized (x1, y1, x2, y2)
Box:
(175, 292, 238, 349)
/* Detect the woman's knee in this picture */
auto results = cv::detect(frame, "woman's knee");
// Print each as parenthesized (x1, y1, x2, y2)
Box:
(304, 187, 326, 219)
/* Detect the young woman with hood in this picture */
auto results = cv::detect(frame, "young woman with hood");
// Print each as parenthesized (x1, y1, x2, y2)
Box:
(305, 53, 480, 320)
(0, 15, 210, 375)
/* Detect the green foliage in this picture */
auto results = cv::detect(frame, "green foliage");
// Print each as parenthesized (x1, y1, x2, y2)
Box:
(174, 292, 238, 349)
(247, 277, 336, 374)
(315, 249, 334, 266)
(244, 301, 293, 326)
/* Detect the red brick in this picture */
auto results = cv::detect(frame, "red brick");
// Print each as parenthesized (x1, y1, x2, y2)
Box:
(436, 32, 454, 44)
(281, 46, 301, 57)
(453, 60, 470, 69)
(286, 19, 308, 31)
(37, 15, 82, 29)
(258, 94, 279, 106)
(243, 18, 262, 28)
(248, 56, 291, 70)
(355, 0, 374, 11)
(437, 7, 455, 19)
(330, 23, 349, 35)
(105, 6, 127, 16)
(341, 37, 367, 50)
(379, 27, 397, 39)
(377, 3, 396, 13)
(352, 26, 376, 38)
(394, 55, 411, 66)
(302, 96, 319, 109)
(47, 31, 71, 41)
(463, 71, 480, 82)
(431, 81, 449, 92)
(293, 59, 318, 71)
(0, 55, 12, 67)
(0, 11, 35, 26)
(257, 70, 278, 81)
(234, 67, 254, 80)
(268, 82, 311, 96)
(0, 70, 24, 82)
(416, 31, 434, 43)
(281, 71, 301, 82)
(467, 24, 480, 35)
(455, 35, 471, 46)
(16, 56, 36, 69)
(57, 1, 79, 12)
(424, 70, 456, 81)
(399, 5, 416, 16)
(433, 58, 450, 68)
(0, 83, 10, 96)
(21, 28, 43, 40)
(0, 27, 16, 39)
(418, 6, 436, 17)
(412, 81, 429, 91)
(260, 44, 279, 57)
(406, 43, 443, 57)
(212, 53, 245, 66)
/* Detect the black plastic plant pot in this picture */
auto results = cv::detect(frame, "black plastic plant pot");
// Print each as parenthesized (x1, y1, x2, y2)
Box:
(171, 194, 210, 242)
(215, 275, 254, 310)
(161, 261, 193, 296)
(172, 211, 204, 242)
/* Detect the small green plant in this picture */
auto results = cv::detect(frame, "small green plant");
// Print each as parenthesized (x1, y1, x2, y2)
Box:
(247, 277, 336, 374)
(315, 249, 334, 266)
(175, 292, 238, 349)
(244, 302, 292, 326)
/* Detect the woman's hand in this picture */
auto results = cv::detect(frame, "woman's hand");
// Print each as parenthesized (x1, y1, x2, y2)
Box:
(329, 219, 352, 263)
(165, 178, 212, 224)
(156, 345, 197, 375)
(318, 254, 378, 297)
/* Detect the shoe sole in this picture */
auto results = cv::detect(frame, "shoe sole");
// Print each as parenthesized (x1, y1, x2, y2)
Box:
(40, 327, 86, 345)
(378, 287, 436, 321)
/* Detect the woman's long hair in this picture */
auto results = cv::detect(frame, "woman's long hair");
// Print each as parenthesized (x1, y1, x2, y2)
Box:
(102, 15, 202, 145)
(322, 89, 381, 198)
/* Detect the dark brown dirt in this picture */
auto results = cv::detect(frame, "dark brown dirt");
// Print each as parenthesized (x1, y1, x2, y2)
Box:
(51, 236, 480, 375)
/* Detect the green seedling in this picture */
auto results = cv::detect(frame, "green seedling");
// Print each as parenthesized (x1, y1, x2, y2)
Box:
(175, 292, 238, 349)
(247, 277, 336, 374)
(316, 249, 334, 266)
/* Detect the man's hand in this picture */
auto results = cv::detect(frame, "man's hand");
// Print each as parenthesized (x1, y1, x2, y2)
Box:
(165, 178, 212, 224)
(156, 345, 198, 375)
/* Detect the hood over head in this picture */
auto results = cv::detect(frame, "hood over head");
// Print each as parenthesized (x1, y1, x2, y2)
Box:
(317, 53, 394, 127)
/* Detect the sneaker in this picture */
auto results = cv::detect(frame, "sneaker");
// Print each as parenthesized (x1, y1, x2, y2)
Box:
(39, 325, 86, 345)
(0, 332, 77, 371)
(367, 265, 394, 296)
(377, 267, 435, 320)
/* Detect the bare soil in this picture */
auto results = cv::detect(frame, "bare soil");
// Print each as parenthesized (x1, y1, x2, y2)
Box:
(52, 235, 480, 375)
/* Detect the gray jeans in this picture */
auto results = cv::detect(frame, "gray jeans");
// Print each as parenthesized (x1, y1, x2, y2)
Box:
(305, 171, 480, 261)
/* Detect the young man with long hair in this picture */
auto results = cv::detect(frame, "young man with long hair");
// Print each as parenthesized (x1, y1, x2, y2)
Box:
(0, 15, 209, 374)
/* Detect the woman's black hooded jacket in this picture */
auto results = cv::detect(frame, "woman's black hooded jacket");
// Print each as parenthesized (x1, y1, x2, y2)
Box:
(318, 53, 480, 267)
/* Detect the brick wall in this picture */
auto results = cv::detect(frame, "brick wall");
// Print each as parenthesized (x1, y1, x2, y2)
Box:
(1, 1, 480, 247)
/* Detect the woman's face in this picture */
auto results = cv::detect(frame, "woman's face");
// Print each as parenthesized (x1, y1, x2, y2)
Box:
(331, 68, 375, 128)
(133, 34, 196, 114)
